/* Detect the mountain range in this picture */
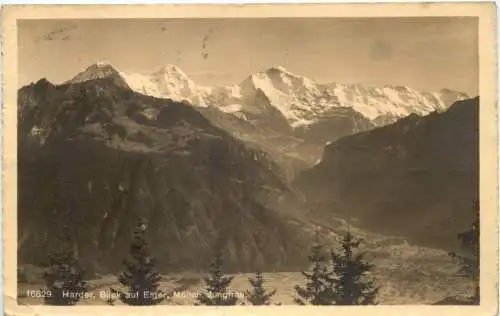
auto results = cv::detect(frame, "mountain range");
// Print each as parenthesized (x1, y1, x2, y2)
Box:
(66, 62, 469, 179)
(69, 62, 469, 129)
(17, 62, 478, 276)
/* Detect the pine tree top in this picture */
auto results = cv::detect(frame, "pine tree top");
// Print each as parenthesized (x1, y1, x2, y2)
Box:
(114, 221, 166, 306)
(328, 231, 379, 305)
(294, 242, 332, 305)
(245, 271, 276, 305)
(43, 243, 87, 306)
(197, 250, 238, 306)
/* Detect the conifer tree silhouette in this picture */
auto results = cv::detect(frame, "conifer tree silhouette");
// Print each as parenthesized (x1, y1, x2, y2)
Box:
(43, 226, 87, 306)
(112, 220, 167, 305)
(197, 250, 238, 306)
(245, 271, 277, 305)
(328, 230, 379, 305)
(294, 232, 332, 305)
(448, 200, 480, 303)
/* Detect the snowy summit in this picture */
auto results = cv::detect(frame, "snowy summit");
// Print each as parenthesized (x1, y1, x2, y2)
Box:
(66, 62, 469, 128)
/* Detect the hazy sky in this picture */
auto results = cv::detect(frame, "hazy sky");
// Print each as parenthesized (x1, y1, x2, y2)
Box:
(18, 17, 478, 95)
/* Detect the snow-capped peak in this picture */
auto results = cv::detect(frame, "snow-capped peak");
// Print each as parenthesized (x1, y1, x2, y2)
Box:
(155, 64, 188, 78)
(86, 61, 119, 74)
(118, 65, 209, 107)
(94, 60, 114, 68)
(68, 62, 122, 84)
(265, 65, 290, 74)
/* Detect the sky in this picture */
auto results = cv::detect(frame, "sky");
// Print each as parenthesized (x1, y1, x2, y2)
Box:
(18, 17, 478, 95)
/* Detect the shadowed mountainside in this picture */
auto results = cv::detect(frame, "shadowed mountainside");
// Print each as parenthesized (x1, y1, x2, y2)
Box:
(18, 78, 313, 275)
(294, 97, 479, 252)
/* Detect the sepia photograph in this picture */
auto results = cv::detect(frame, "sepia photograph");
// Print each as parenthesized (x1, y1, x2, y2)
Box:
(2, 3, 498, 316)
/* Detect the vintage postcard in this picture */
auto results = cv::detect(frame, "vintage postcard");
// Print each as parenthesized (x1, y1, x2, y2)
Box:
(2, 3, 498, 316)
